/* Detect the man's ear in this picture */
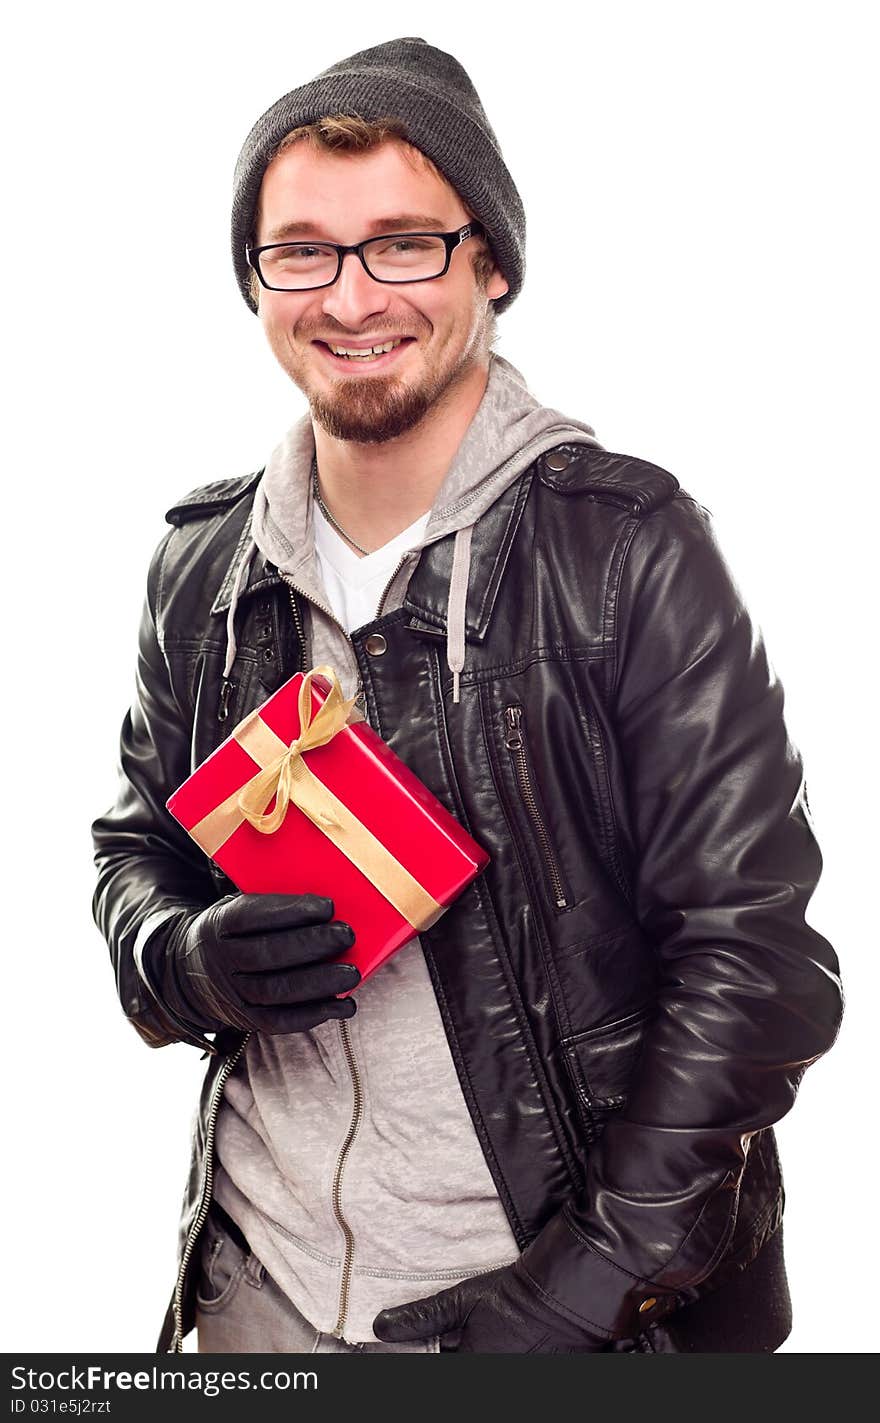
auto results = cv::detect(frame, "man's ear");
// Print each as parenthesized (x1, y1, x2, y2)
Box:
(487, 266, 509, 301)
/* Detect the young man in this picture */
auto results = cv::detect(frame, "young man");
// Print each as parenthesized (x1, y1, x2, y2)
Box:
(91, 38, 842, 1355)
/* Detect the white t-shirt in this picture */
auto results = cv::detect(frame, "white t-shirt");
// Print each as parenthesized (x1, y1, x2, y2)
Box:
(313, 500, 431, 634)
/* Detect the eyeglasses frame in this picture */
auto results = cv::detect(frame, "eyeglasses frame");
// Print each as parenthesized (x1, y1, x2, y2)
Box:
(246, 222, 487, 292)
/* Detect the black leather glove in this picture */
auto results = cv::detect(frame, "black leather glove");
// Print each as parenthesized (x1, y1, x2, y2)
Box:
(373, 1258, 609, 1353)
(149, 892, 360, 1036)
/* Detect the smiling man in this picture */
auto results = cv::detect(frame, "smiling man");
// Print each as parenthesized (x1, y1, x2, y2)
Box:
(251, 131, 508, 544)
(255, 144, 504, 448)
(91, 37, 841, 1356)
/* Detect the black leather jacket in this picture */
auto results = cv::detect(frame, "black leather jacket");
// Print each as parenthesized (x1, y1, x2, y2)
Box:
(91, 442, 842, 1353)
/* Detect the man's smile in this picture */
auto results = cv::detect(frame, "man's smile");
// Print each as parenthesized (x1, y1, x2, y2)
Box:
(312, 336, 418, 370)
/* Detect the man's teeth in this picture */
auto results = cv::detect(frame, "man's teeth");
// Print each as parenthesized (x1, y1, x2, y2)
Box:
(327, 339, 403, 360)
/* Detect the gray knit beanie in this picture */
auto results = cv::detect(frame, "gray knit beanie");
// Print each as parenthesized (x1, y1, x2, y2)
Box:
(231, 36, 524, 316)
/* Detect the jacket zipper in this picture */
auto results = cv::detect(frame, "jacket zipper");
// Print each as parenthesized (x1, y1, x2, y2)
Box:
(330, 1017, 363, 1337)
(170, 1031, 251, 1352)
(504, 705, 570, 910)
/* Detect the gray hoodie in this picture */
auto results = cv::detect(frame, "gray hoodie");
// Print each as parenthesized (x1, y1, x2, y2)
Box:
(211, 353, 599, 1342)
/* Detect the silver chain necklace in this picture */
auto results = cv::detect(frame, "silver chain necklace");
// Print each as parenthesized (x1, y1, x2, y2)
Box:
(311, 455, 370, 556)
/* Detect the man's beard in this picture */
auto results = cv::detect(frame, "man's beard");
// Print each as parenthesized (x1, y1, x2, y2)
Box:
(309, 371, 439, 444)
(305, 332, 480, 445)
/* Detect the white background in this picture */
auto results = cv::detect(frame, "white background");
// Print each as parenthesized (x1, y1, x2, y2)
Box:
(4, 0, 876, 1354)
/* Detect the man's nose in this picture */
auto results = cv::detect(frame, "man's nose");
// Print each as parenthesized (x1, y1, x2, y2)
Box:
(321, 251, 392, 327)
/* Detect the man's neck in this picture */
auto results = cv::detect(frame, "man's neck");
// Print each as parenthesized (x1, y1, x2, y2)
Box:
(312, 360, 490, 555)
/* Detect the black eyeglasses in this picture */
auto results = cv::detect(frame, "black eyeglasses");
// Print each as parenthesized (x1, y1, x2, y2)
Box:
(247, 222, 486, 292)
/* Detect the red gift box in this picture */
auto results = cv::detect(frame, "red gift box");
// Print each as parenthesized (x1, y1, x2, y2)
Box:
(165, 666, 489, 987)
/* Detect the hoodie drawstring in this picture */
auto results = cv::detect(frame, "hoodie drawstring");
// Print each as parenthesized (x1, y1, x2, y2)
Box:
(446, 523, 474, 705)
(219, 536, 258, 720)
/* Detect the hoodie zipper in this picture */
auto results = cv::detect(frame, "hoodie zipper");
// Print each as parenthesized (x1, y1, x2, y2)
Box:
(170, 1031, 251, 1352)
(504, 706, 570, 911)
(281, 547, 417, 1338)
(282, 576, 364, 1341)
(326, 554, 415, 1338)
(329, 1018, 364, 1337)
(205, 555, 407, 1342)
(376, 553, 415, 618)
(286, 582, 307, 672)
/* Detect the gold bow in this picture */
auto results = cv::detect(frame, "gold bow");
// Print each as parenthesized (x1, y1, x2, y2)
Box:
(237, 665, 357, 834)
(188, 666, 443, 932)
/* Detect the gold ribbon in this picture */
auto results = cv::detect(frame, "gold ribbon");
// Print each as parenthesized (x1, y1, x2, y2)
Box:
(188, 666, 444, 932)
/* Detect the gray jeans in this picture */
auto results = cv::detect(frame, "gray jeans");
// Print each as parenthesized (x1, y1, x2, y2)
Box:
(195, 1205, 441, 1354)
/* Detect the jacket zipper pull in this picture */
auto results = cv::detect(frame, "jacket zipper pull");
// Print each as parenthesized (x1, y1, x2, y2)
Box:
(505, 705, 524, 750)
(217, 677, 235, 723)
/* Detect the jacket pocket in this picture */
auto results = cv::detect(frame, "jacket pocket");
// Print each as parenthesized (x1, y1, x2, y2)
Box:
(561, 1006, 653, 1142)
(502, 704, 572, 911)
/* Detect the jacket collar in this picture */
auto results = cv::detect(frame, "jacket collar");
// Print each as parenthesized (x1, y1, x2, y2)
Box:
(210, 511, 280, 615)
(209, 461, 533, 638)
(403, 469, 532, 642)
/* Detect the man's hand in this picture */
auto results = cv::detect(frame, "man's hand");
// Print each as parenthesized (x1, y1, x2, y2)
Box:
(373, 1259, 609, 1353)
(154, 892, 361, 1035)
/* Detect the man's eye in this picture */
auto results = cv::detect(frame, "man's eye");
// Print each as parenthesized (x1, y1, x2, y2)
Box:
(369, 237, 432, 257)
(266, 244, 332, 265)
